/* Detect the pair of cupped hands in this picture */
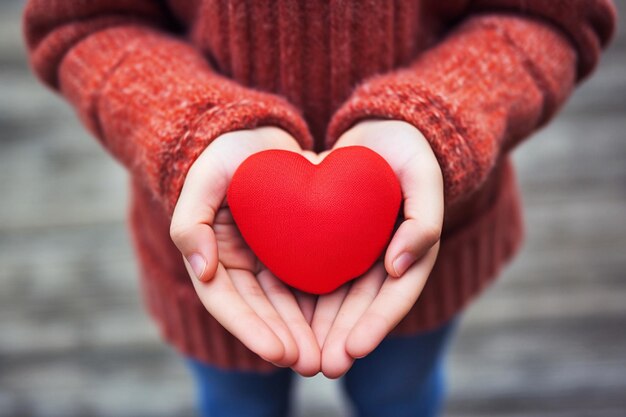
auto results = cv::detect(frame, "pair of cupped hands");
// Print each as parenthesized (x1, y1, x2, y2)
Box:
(170, 120, 444, 378)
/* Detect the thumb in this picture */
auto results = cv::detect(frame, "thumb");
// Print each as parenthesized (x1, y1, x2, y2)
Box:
(384, 154, 443, 278)
(175, 223, 220, 282)
(170, 150, 227, 282)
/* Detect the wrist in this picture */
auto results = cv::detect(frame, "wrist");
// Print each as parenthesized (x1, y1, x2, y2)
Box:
(255, 125, 304, 151)
(188, 126, 303, 185)
(335, 119, 440, 173)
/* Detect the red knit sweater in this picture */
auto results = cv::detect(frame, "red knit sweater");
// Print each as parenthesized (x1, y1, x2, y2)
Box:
(23, 0, 616, 371)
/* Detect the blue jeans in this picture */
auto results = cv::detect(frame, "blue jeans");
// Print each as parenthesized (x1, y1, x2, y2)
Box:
(184, 316, 459, 417)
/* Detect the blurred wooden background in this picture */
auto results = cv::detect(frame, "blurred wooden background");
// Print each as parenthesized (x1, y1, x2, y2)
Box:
(1, 1, 625, 416)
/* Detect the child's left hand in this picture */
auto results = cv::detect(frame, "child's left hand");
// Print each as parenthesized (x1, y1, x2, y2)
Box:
(311, 119, 444, 378)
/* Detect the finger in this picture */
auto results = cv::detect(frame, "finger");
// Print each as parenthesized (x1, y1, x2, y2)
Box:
(384, 151, 444, 278)
(173, 225, 219, 282)
(190, 262, 285, 364)
(293, 290, 317, 325)
(258, 271, 321, 376)
(229, 269, 300, 368)
(311, 284, 349, 348)
(346, 243, 440, 359)
(321, 263, 386, 379)
(212, 207, 258, 271)
(170, 150, 229, 282)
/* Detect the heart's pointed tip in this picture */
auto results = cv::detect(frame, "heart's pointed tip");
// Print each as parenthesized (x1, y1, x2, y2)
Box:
(276, 274, 355, 296)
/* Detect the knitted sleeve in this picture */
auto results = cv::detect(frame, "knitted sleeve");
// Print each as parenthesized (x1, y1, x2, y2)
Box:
(326, 0, 616, 207)
(22, 0, 313, 216)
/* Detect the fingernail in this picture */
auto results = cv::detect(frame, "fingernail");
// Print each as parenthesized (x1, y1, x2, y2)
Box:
(393, 252, 416, 277)
(187, 253, 206, 280)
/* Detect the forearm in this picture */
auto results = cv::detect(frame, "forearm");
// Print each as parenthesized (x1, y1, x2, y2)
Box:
(23, 0, 313, 215)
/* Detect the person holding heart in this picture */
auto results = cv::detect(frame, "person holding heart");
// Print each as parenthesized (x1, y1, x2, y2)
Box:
(23, 1, 616, 416)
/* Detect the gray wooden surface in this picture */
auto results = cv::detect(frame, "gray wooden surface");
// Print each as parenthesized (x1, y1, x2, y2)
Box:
(1, 1, 625, 416)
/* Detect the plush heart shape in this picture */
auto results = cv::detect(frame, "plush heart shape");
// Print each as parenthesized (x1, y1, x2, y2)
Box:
(226, 145, 402, 294)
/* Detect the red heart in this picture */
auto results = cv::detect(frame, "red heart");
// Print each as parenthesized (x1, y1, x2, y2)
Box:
(226, 145, 402, 294)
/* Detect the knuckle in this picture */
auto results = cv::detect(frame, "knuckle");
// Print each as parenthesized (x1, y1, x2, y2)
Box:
(419, 222, 442, 248)
(348, 285, 378, 300)
(366, 309, 396, 334)
(169, 221, 192, 245)
(242, 282, 266, 299)
(257, 270, 289, 295)
(285, 315, 306, 330)
(381, 287, 416, 312)
(265, 282, 292, 298)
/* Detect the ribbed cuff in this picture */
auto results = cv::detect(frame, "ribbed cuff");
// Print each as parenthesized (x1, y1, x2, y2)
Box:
(56, 24, 313, 217)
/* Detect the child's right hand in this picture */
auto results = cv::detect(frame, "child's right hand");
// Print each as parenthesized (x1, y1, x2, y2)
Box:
(169, 127, 321, 376)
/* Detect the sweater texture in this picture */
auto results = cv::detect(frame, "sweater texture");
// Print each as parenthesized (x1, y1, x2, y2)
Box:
(23, 0, 616, 371)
